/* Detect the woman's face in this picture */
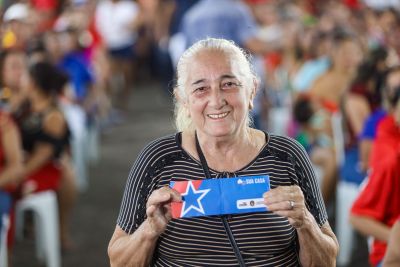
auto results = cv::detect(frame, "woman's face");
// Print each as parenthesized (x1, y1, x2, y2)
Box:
(183, 50, 254, 138)
(333, 39, 363, 72)
(2, 52, 26, 91)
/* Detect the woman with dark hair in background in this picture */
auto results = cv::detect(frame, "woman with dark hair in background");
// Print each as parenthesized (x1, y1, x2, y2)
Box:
(343, 47, 388, 173)
(13, 61, 74, 249)
(15, 62, 69, 195)
(309, 30, 364, 111)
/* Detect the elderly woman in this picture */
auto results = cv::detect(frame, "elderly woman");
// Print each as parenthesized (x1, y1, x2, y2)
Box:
(108, 38, 338, 267)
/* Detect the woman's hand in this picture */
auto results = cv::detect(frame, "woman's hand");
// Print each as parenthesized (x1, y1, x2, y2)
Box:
(146, 186, 182, 237)
(263, 185, 308, 229)
(108, 187, 181, 267)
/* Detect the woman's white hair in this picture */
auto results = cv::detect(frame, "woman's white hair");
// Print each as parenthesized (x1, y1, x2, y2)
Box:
(174, 38, 258, 132)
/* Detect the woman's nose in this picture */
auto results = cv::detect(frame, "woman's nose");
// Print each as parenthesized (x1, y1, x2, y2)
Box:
(208, 86, 226, 108)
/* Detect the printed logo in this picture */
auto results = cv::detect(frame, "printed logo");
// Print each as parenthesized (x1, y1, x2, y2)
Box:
(236, 198, 265, 209)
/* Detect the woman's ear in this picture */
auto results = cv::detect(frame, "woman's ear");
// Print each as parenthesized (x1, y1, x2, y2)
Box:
(174, 87, 190, 117)
(249, 101, 254, 110)
(174, 87, 185, 105)
(249, 78, 258, 110)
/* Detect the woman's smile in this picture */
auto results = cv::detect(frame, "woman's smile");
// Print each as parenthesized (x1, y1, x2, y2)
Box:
(207, 111, 230, 119)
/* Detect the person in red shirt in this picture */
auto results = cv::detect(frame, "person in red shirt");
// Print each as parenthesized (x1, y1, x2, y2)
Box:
(350, 66, 400, 267)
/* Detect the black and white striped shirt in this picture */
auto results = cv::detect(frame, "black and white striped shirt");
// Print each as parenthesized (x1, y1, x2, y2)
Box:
(117, 132, 327, 267)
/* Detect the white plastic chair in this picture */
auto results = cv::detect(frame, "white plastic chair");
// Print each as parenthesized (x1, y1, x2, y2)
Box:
(84, 120, 100, 165)
(336, 181, 361, 266)
(0, 214, 10, 267)
(268, 106, 291, 136)
(61, 102, 88, 191)
(15, 191, 61, 267)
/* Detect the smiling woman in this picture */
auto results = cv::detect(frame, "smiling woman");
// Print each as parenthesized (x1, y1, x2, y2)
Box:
(174, 39, 256, 133)
(108, 38, 339, 267)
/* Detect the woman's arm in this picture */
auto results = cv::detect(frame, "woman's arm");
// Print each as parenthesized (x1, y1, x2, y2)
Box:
(264, 136, 338, 266)
(349, 214, 391, 242)
(264, 185, 339, 267)
(22, 111, 67, 177)
(359, 138, 373, 172)
(343, 94, 371, 136)
(297, 214, 338, 266)
(108, 223, 159, 267)
(383, 220, 400, 267)
(0, 116, 24, 188)
(108, 186, 181, 267)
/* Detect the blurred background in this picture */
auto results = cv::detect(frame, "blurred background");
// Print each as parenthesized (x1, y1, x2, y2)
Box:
(0, 0, 399, 266)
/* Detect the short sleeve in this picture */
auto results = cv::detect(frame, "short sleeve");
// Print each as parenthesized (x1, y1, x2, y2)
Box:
(359, 110, 387, 140)
(287, 137, 328, 226)
(116, 140, 163, 234)
(351, 164, 395, 221)
(359, 117, 376, 140)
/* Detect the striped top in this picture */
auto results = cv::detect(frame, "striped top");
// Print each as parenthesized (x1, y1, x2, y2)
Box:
(117, 132, 327, 267)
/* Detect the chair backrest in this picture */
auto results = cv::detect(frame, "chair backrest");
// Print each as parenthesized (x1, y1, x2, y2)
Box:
(0, 214, 10, 267)
(15, 190, 60, 267)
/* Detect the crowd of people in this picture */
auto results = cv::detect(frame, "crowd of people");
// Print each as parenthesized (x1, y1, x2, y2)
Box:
(0, 0, 399, 266)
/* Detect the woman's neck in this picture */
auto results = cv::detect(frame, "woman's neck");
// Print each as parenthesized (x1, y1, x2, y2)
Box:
(331, 65, 355, 79)
(193, 128, 264, 172)
(31, 93, 52, 112)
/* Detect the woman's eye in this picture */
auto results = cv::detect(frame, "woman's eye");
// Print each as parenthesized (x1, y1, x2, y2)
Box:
(222, 81, 240, 89)
(193, 86, 208, 94)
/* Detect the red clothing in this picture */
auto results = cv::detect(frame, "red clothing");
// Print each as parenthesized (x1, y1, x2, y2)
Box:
(31, 0, 57, 11)
(320, 99, 339, 114)
(351, 115, 400, 267)
(343, 0, 361, 9)
(23, 162, 62, 193)
(30, 0, 58, 32)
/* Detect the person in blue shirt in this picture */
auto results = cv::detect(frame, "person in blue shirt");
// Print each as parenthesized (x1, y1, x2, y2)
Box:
(180, 0, 277, 130)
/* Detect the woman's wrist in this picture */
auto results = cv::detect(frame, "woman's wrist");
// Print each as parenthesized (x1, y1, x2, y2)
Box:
(141, 219, 162, 241)
(295, 210, 317, 232)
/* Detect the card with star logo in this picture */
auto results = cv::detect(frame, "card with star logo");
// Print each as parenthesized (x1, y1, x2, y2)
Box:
(170, 175, 270, 218)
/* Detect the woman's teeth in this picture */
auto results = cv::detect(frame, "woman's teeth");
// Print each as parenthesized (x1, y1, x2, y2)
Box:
(208, 112, 229, 119)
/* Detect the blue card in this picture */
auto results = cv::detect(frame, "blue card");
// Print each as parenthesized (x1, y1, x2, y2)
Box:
(170, 175, 270, 218)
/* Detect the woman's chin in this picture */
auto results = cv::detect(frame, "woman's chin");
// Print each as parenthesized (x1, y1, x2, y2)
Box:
(202, 127, 236, 138)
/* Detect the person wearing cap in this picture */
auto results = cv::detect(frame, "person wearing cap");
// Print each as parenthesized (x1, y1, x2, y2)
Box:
(2, 3, 34, 49)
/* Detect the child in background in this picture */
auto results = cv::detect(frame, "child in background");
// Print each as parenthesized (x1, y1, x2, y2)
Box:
(293, 95, 336, 205)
